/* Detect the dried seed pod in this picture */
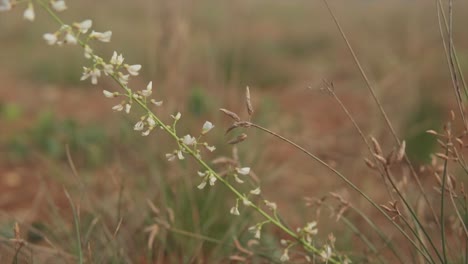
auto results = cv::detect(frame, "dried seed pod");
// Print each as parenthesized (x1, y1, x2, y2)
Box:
(396, 141, 406, 162)
(225, 123, 239, 135)
(426, 130, 439, 135)
(456, 137, 464, 148)
(435, 153, 450, 160)
(386, 149, 397, 165)
(370, 137, 383, 156)
(245, 86, 254, 116)
(219, 108, 241, 122)
(373, 153, 387, 165)
(364, 158, 376, 169)
(228, 133, 248, 144)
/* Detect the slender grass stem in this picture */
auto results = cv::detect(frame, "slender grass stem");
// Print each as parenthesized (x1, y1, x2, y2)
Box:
(247, 122, 434, 263)
(321, 0, 440, 230)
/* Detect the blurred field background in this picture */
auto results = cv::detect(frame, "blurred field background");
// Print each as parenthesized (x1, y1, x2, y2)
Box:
(1, 0, 468, 263)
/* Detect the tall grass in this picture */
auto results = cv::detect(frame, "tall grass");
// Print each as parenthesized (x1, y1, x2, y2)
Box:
(0, 0, 467, 263)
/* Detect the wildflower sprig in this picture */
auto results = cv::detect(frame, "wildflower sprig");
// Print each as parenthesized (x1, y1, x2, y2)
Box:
(1, 1, 342, 262)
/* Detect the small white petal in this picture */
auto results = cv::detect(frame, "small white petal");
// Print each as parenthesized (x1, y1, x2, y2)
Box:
(146, 81, 153, 91)
(110, 51, 118, 64)
(150, 99, 163, 106)
(0, 0, 12, 11)
(102, 90, 114, 98)
(242, 198, 252, 207)
(147, 116, 156, 127)
(230, 206, 240, 216)
(233, 174, 244, 184)
(264, 200, 277, 211)
(103, 64, 114, 76)
(236, 167, 250, 175)
(182, 135, 196, 146)
(64, 33, 77, 45)
(51, 0, 67, 12)
(23, 3, 35, 22)
(250, 187, 261, 195)
(202, 121, 214, 134)
(74, 19, 92, 34)
(165, 153, 176, 162)
(209, 175, 217, 186)
(142, 129, 151, 136)
(43, 33, 58, 45)
(125, 104, 131, 114)
(84, 45, 93, 59)
(126, 64, 142, 76)
(204, 145, 216, 152)
(172, 112, 181, 120)
(197, 171, 206, 177)
(112, 104, 124, 111)
(118, 73, 130, 85)
(90, 30, 112, 42)
(197, 180, 207, 190)
(134, 121, 145, 131)
(280, 250, 290, 262)
(177, 150, 184, 160)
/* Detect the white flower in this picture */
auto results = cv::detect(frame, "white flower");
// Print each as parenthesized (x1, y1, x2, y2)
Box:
(102, 64, 114, 76)
(182, 135, 196, 146)
(280, 249, 290, 262)
(142, 129, 151, 136)
(90, 30, 112, 42)
(202, 121, 214, 134)
(204, 144, 216, 152)
(81, 67, 100, 84)
(248, 225, 261, 239)
(165, 153, 176, 162)
(230, 206, 240, 216)
(233, 174, 244, 184)
(0, 0, 12, 11)
(264, 200, 277, 211)
(177, 150, 184, 160)
(209, 174, 217, 186)
(84, 45, 93, 59)
(118, 72, 129, 85)
(125, 103, 131, 114)
(134, 121, 144, 131)
(197, 180, 207, 190)
(236, 167, 250, 175)
(23, 3, 35, 22)
(126, 64, 141, 76)
(112, 104, 123, 111)
(43, 33, 58, 45)
(304, 221, 318, 235)
(197, 171, 206, 177)
(51, 0, 67, 12)
(242, 198, 252, 207)
(250, 187, 261, 195)
(90, 68, 101, 85)
(64, 33, 77, 45)
(74, 19, 92, 33)
(150, 99, 163, 106)
(320, 245, 332, 262)
(110, 51, 124, 66)
(172, 112, 181, 121)
(141, 81, 152, 97)
(147, 116, 156, 127)
(102, 90, 115, 98)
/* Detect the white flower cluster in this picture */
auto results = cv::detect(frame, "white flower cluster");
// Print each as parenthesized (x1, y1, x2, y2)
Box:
(166, 121, 216, 162)
(297, 221, 318, 244)
(0, 0, 66, 20)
